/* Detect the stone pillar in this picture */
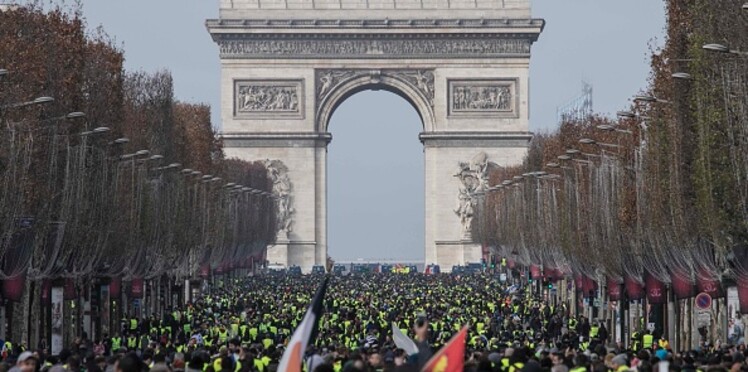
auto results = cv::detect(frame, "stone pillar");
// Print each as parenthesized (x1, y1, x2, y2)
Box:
(315, 145, 328, 266)
(421, 133, 532, 270)
(224, 132, 331, 273)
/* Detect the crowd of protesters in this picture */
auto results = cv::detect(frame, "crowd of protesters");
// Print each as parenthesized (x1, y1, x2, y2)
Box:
(0, 272, 745, 372)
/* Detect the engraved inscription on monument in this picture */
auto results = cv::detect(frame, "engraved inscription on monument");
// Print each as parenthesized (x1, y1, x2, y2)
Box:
(448, 79, 518, 117)
(234, 80, 303, 118)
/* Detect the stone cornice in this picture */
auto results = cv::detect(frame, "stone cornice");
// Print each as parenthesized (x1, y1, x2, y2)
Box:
(221, 132, 333, 148)
(206, 18, 545, 33)
(419, 131, 533, 147)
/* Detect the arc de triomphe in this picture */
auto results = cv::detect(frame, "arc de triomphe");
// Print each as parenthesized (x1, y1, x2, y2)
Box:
(207, 0, 543, 272)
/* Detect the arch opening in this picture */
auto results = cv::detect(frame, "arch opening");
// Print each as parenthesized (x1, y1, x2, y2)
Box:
(327, 89, 425, 261)
(326, 83, 426, 131)
(317, 73, 435, 134)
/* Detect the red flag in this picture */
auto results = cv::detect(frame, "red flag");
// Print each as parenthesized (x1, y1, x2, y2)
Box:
(130, 278, 144, 299)
(607, 278, 622, 301)
(697, 267, 723, 298)
(544, 267, 562, 282)
(109, 277, 121, 298)
(671, 269, 694, 299)
(582, 276, 597, 298)
(422, 326, 468, 372)
(645, 272, 666, 304)
(530, 265, 542, 279)
(2, 274, 26, 302)
(625, 276, 644, 301)
(199, 264, 210, 278)
(737, 276, 748, 314)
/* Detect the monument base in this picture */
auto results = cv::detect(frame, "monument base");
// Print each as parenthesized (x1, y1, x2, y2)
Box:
(267, 239, 318, 273)
(434, 240, 483, 272)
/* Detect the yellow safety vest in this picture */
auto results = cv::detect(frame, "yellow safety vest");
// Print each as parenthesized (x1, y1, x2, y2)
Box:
(643, 334, 654, 348)
(254, 358, 265, 372)
(111, 337, 122, 351)
(509, 362, 524, 372)
(262, 338, 273, 349)
(231, 323, 239, 336)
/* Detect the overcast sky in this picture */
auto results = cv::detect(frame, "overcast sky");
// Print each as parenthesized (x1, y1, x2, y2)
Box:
(79, 0, 665, 261)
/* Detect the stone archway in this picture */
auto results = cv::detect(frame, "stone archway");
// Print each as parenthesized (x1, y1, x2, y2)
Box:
(208, 1, 544, 272)
(315, 69, 436, 133)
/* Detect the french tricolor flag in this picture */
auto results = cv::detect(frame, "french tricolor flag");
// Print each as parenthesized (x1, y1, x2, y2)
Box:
(277, 276, 329, 372)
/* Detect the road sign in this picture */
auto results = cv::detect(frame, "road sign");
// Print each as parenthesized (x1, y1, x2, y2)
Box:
(697, 310, 711, 327)
(695, 292, 712, 310)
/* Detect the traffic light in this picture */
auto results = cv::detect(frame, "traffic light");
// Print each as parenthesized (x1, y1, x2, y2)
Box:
(528, 270, 534, 283)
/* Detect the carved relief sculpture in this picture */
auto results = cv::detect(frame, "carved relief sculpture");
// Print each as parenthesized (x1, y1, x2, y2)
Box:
(218, 37, 532, 59)
(454, 152, 490, 239)
(452, 85, 511, 111)
(264, 160, 295, 238)
(234, 80, 303, 117)
(449, 80, 517, 117)
(390, 70, 435, 102)
(316, 70, 359, 102)
(315, 69, 435, 109)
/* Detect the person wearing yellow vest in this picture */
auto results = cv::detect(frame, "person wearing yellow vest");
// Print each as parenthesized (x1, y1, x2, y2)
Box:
(262, 336, 273, 350)
(218, 326, 230, 345)
(658, 336, 669, 349)
(126, 335, 137, 350)
(642, 331, 654, 349)
(253, 356, 266, 372)
(111, 335, 123, 352)
(568, 318, 578, 332)
(631, 331, 641, 351)
(589, 323, 599, 339)
(507, 349, 527, 372)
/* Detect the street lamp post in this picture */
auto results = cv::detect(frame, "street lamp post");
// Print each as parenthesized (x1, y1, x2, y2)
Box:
(579, 138, 621, 149)
(703, 43, 748, 56)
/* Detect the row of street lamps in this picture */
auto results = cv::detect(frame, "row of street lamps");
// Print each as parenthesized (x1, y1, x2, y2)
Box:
(0, 67, 277, 200)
